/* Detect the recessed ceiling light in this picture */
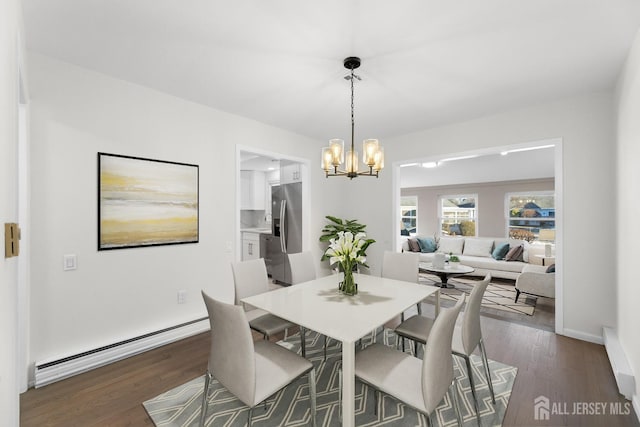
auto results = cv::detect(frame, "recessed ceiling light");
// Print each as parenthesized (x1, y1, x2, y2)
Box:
(439, 155, 479, 163)
(501, 144, 555, 155)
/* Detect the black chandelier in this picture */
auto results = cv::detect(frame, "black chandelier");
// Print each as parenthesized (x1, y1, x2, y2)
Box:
(321, 57, 384, 179)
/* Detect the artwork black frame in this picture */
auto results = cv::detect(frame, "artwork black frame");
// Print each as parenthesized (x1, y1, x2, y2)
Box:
(98, 152, 199, 250)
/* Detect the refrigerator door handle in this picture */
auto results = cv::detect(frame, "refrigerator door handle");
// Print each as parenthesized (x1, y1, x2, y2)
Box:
(280, 199, 287, 253)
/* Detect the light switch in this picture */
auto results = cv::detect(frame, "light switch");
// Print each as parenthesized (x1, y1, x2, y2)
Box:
(63, 254, 77, 271)
(177, 290, 187, 304)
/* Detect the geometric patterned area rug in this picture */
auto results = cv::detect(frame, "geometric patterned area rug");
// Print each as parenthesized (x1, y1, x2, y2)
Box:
(144, 329, 517, 426)
(420, 274, 536, 316)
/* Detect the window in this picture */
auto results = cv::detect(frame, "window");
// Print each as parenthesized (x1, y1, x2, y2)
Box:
(400, 196, 417, 236)
(507, 192, 555, 242)
(439, 195, 477, 236)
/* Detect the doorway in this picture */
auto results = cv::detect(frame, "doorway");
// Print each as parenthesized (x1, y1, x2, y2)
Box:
(393, 139, 563, 334)
(236, 146, 310, 285)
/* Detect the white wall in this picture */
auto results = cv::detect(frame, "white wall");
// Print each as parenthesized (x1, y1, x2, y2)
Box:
(26, 54, 341, 371)
(0, 0, 22, 424)
(345, 92, 615, 342)
(615, 29, 640, 411)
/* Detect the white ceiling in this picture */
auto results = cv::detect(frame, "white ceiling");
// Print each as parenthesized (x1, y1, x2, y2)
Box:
(399, 145, 555, 188)
(21, 1, 640, 145)
(240, 152, 280, 172)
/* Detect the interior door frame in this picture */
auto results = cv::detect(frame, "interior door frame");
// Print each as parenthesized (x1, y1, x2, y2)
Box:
(235, 145, 310, 263)
(17, 34, 31, 392)
(392, 138, 563, 335)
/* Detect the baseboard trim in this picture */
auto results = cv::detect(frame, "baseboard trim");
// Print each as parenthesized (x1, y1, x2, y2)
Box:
(603, 327, 636, 401)
(34, 317, 209, 388)
(560, 328, 604, 345)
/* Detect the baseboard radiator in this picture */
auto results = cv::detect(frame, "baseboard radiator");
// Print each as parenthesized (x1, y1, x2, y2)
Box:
(603, 327, 636, 400)
(34, 317, 209, 388)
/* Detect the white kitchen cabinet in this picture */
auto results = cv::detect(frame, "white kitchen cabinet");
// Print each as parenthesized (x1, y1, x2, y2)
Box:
(280, 160, 302, 184)
(242, 232, 260, 261)
(240, 170, 266, 210)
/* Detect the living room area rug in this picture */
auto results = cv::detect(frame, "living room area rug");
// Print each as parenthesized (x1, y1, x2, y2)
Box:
(143, 330, 517, 426)
(419, 273, 536, 316)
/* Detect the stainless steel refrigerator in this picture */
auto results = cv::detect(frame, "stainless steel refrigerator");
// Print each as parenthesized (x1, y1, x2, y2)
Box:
(260, 182, 302, 285)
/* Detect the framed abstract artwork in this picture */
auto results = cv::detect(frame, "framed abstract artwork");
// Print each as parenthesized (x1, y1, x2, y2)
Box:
(98, 152, 199, 250)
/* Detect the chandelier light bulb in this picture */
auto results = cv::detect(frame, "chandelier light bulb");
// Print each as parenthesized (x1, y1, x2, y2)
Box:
(373, 147, 384, 171)
(346, 150, 359, 173)
(329, 139, 344, 166)
(321, 147, 333, 171)
(362, 139, 379, 166)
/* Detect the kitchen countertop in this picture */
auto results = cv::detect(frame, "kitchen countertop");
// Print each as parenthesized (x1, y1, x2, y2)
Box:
(241, 227, 272, 234)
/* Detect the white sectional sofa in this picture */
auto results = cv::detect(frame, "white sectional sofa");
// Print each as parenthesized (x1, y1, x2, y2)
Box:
(402, 236, 534, 280)
(515, 264, 556, 301)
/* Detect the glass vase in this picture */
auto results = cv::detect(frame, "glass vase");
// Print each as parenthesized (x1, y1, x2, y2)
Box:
(339, 266, 358, 296)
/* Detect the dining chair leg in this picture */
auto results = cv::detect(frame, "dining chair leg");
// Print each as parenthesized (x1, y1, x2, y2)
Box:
(373, 388, 380, 416)
(247, 407, 253, 426)
(463, 354, 482, 425)
(450, 379, 464, 427)
(323, 335, 327, 362)
(300, 327, 306, 358)
(425, 412, 433, 427)
(479, 338, 495, 404)
(199, 371, 212, 427)
(338, 367, 342, 421)
(308, 368, 317, 427)
(370, 326, 377, 345)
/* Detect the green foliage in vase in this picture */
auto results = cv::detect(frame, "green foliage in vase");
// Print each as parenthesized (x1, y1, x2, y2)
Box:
(319, 215, 375, 263)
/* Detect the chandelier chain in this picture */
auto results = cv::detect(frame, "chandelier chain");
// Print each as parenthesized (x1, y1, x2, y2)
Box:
(350, 67, 355, 152)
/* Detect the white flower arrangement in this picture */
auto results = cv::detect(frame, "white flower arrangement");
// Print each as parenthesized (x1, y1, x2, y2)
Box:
(324, 231, 368, 271)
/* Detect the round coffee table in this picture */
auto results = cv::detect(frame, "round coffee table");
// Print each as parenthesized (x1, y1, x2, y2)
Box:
(419, 262, 475, 288)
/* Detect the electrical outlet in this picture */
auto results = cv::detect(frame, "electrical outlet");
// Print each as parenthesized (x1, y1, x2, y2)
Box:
(224, 241, 232, 253)
(177, 290, 187, 304)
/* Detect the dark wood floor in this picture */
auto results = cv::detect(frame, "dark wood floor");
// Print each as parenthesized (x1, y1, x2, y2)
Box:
(20, 316, 639, 426)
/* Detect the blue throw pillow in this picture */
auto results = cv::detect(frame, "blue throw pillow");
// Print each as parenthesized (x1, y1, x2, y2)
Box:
(416, 237, 437, 253)
(492, 242, 510, 260)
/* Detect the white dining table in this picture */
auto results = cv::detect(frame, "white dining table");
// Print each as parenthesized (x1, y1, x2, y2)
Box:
(242, 273, 440, 427)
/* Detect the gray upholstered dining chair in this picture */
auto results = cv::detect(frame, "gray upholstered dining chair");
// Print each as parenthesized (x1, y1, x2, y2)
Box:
(231, 258, 305, 356)
(288, 251, 316, 285)
(288, 252, 330, 361)
(379, 250, 421, 348)
(394, 274, 495, 425)
(354, 295, 466, 427)
(199, 291, 317, 427)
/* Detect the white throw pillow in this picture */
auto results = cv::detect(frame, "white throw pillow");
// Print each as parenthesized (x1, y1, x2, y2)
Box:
(438, 237, 464, 254)
(463, 238, 494, 257)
